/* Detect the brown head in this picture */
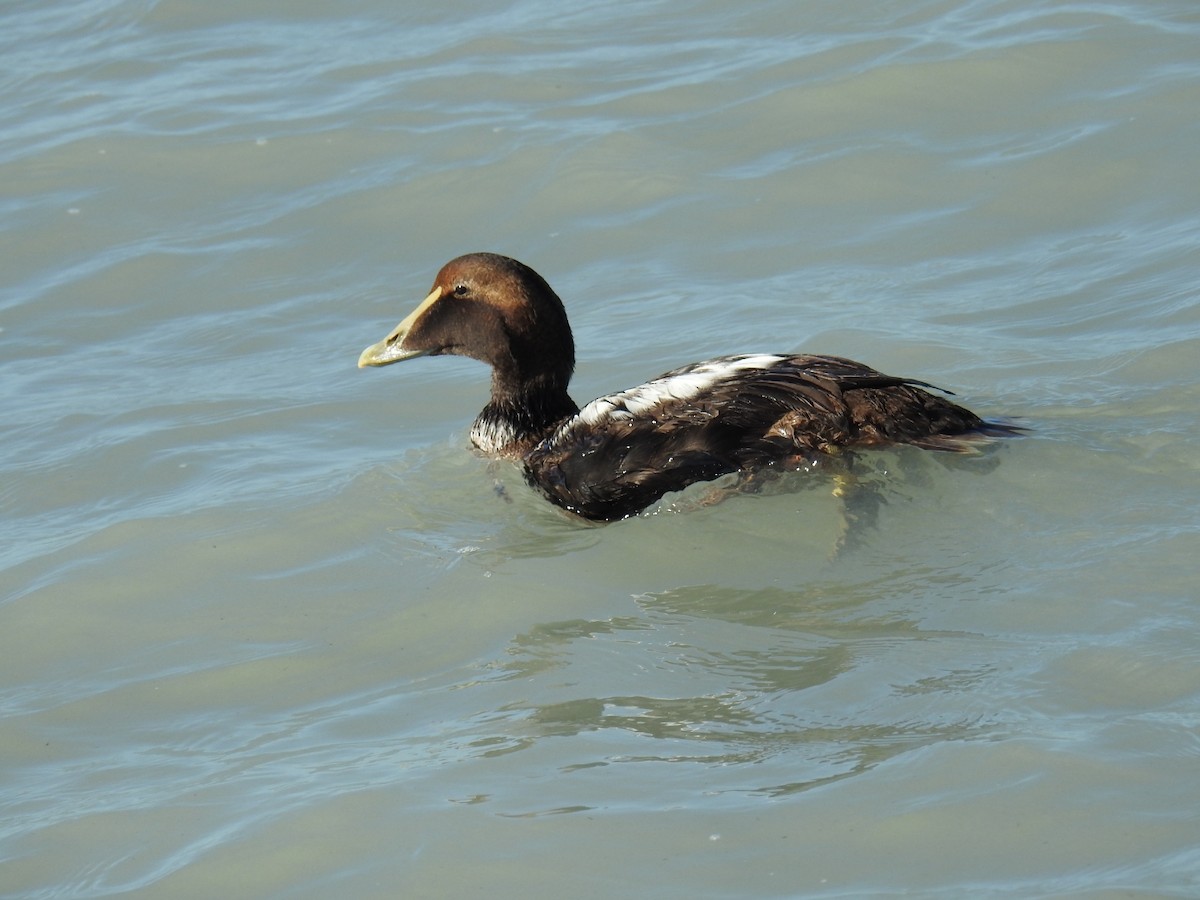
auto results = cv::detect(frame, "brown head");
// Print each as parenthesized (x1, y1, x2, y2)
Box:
(358, 253, 575, 396)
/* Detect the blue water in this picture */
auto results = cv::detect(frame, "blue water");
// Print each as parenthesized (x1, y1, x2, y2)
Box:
(3, 1, 1199, 896)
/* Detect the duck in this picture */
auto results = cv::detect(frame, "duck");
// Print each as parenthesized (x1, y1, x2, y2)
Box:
(358, 252, 1017, 521)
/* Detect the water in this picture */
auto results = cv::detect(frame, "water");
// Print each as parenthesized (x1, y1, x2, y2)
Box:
(3, 0, 1199, 896)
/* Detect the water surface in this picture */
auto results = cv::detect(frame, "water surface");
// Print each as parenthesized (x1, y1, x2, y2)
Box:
(3, 0, 1199, 896)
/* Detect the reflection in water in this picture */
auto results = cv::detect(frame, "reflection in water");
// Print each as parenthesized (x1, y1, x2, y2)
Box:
(445, 580, 1007, 804)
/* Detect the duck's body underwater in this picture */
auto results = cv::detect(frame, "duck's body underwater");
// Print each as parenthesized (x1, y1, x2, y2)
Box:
(358, 252, 1017, 521)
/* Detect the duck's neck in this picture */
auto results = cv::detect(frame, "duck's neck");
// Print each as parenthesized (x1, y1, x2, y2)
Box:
(470, 376, 579, 458)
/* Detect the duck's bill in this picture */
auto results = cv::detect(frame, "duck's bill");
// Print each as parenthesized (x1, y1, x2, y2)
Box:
(357, 286, 442, 368)
(357, 334, 429, 368)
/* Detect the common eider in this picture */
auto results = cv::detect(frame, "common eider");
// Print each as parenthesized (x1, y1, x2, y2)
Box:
(358, 252, 1017, 521)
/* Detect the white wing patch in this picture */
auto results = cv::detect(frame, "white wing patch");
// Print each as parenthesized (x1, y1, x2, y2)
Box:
(567, 354, 787, 433)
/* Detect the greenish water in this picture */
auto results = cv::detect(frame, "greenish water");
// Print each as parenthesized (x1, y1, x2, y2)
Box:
(3, 1, 1199, 896)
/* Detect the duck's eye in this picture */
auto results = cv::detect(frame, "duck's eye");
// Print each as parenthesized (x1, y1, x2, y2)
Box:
(453, 283, 469, 297)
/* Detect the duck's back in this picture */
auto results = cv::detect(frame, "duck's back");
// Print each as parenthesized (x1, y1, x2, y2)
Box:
(522, 354, 991, 520)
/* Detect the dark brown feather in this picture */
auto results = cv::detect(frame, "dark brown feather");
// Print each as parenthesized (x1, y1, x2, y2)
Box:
(358, 253, 1022, 521)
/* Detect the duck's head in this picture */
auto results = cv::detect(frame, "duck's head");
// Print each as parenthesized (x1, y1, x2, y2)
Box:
(358, 252, 575, 391)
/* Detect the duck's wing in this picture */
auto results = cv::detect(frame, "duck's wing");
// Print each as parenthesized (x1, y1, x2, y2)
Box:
(523, 354, 1003, 521)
